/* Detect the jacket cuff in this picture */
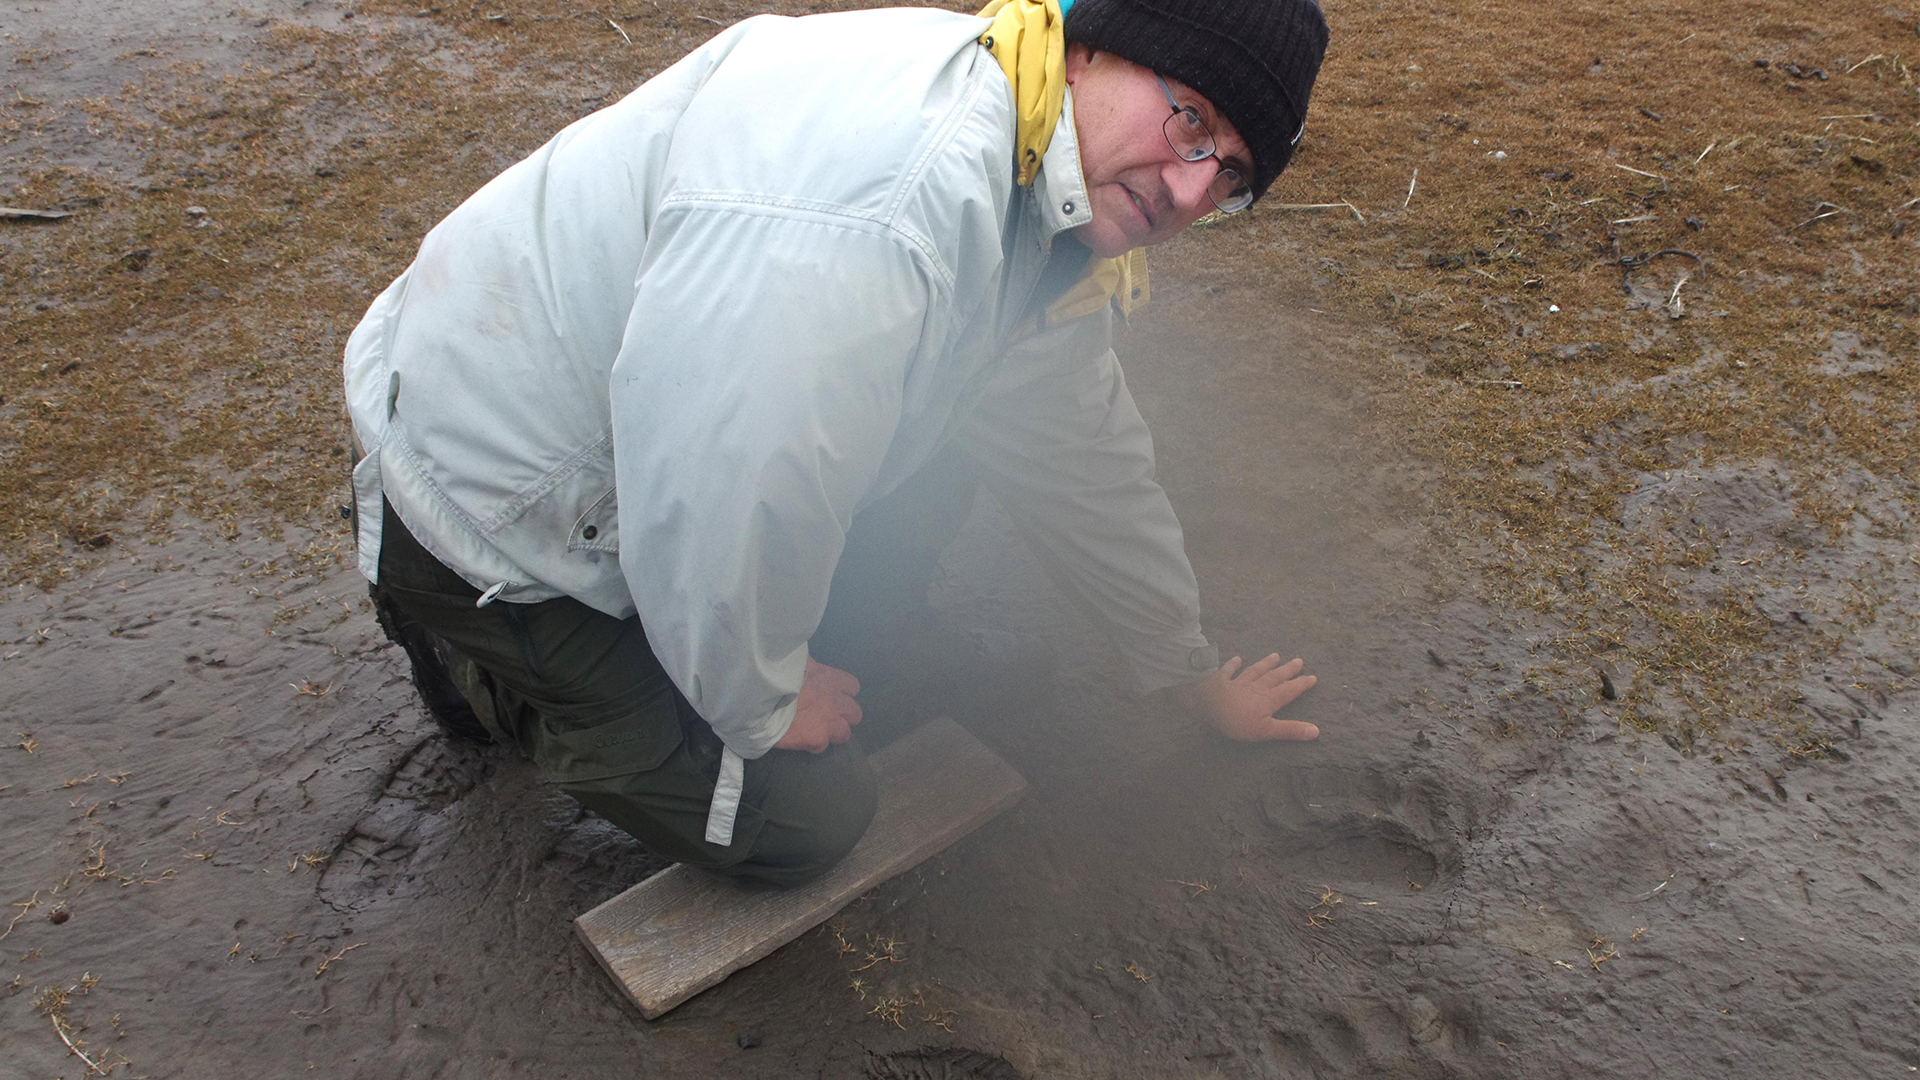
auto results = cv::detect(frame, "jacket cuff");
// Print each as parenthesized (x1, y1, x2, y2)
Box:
(717, 695, 799, 761)
(1122, 631, 1219, 695)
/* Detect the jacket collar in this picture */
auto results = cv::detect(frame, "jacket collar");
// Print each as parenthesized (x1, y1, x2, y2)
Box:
(1032, 87, 1093, 242)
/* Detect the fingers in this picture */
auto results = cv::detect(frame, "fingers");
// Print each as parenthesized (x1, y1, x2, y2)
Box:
(806, 657, 862, 698)
(1253, 657, 1306, 688)
(1211, 708, 1322, 742)
(1263, 673, 1317, 711)
(1239, 653, 1284, 680)
(1219, 655, 1244, 679)
(787, 704, 857, 754)
(784, 657, 866, 752)
(1258, 718, 1320, 741)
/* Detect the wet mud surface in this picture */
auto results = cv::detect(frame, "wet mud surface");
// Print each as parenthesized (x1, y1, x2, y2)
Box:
(3, 2, 1918, 1078)
(5, 330, 1914, 1078)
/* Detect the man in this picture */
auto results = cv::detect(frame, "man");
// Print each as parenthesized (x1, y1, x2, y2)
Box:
(345, 0, 1330, 886)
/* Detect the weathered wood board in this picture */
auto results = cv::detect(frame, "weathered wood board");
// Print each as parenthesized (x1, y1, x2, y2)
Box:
(575, 716, 1027, 1019)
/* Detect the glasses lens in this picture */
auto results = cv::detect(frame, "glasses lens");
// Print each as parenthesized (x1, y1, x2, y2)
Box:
(1163, 108, 1214, 162)
(1210, 169, 1254, 214)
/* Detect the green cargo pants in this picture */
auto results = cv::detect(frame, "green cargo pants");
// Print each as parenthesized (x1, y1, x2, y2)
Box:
(371, 449, 978, 886)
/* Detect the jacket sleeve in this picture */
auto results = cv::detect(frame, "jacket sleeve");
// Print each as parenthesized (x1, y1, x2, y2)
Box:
(609, 203, 939, 758)
(957, 309, 1218, 694)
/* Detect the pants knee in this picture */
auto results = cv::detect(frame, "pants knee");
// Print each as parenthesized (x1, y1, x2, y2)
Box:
(733, 748, 878, 887)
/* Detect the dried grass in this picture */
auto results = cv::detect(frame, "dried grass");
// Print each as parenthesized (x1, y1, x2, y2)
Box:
(4, 0, 1913, 748)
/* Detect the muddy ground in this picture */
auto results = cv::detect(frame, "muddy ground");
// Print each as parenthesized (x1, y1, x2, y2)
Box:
(3, 1, 1917, 1077)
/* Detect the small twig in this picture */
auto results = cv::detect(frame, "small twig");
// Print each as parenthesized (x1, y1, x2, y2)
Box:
(606, 18, 630, 43)
(1271, 202, 1364, 223)
(1790, 210, 1841, 230)
(1467, 377, 1524, 388)
(1789, 202, 1848, 231)
(1627, 877, 1671, 903)
(313, 942, 365, 978)
(1693, 142, 1715, 165)
(0, 206, 72, 221)
(1844, 55, 1885, 75)
(692, 14, 726, 26)
(1172, 879, 1214, 898)
(1587, 938, 1620, 971)
(1667, 272, 1689, 314)
(1610, 214, 1657, 224)
(1403, 168, 1418, 209)
(1818, 112, 1876, 120)
(1612, 163, 1664, 180)
(50, 1013, 109, 1076)
(0, 892, 39, 942)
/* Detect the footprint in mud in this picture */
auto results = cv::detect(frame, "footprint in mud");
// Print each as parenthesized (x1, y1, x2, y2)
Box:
(315, 737, 491, 913)
(865, 1048, 1025, 1080)
(1258, 766, 1461, 891)
(1274, 993, 1487, 1074)
(547, 809, 671, 891)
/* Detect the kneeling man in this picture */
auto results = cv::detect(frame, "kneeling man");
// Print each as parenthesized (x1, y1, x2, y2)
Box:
(345, 0, 1331, 885)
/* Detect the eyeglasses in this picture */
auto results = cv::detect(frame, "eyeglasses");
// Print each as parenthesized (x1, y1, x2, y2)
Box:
(1156, 75, 1254, 214)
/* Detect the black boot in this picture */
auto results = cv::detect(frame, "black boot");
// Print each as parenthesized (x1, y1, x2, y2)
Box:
(370, 586, 496, 744)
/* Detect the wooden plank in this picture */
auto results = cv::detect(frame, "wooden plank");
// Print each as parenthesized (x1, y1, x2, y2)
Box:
(575, 716, 1026, 1019)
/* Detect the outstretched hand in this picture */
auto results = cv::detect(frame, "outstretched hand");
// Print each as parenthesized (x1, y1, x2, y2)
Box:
(774, 656, 862, 753)
(1185, 653, 1320, 742)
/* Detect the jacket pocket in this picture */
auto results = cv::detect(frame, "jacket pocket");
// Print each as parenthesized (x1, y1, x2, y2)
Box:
(566, 486, 619, 554)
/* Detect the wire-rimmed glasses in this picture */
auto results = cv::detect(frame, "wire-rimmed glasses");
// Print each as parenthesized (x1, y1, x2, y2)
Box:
(1156, 75, 1254, 214)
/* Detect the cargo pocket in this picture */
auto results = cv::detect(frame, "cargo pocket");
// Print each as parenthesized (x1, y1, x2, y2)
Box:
(534, 705, 685, 785)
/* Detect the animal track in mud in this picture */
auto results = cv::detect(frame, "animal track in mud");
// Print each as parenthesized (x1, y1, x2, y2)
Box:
(315, 736, 491, 913)
(865, 1048, 1025, 1080)
(1258, 766, 1461, 891)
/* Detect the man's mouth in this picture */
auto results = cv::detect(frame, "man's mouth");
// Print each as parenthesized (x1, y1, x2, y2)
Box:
(1125, 186, 1154, 233)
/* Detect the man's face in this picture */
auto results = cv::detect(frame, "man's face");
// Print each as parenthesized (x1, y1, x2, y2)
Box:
(1063, 44, 1254, 258)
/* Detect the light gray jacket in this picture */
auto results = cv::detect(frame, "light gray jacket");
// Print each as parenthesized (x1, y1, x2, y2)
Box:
(344, 7, 1217, 841)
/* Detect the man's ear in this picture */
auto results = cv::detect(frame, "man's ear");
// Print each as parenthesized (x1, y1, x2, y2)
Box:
(1064, 41, 1094, 85)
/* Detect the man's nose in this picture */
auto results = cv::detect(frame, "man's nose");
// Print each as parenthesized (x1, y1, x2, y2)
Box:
(1164, 157, 1219, 215)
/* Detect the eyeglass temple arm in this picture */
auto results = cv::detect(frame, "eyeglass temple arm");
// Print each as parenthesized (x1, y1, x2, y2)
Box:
(1155, 74, 1184, 115)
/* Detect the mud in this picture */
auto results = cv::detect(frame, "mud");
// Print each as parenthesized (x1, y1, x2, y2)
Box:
(3, 2, 1918, 1078)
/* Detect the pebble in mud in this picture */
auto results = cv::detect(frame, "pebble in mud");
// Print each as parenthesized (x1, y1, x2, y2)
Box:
(736, 1032, 760, 1050)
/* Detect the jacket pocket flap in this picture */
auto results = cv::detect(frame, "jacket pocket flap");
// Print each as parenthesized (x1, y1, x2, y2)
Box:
(566, 486, 619, 554)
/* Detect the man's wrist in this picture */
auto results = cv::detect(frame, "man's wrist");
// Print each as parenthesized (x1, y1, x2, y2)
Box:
(1186, 642, 1221, 674)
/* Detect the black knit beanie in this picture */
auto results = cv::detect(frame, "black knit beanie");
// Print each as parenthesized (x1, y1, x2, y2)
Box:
(1064, 0, 1329, 200)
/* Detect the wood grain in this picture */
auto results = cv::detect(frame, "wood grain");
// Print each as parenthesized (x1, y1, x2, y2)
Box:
(574, 716, 1027, 1019)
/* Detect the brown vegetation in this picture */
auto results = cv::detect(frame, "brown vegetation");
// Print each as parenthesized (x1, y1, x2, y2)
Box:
(4, 0, 1915, 749)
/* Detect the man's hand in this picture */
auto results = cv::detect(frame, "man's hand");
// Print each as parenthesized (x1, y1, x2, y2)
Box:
(1181, 653, 1320, 742)
(774, 657, 863, 753)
